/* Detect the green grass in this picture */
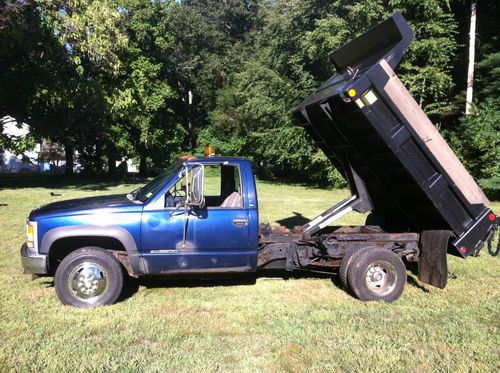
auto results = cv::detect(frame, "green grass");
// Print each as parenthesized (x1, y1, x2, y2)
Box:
(0, 174, 499, 372)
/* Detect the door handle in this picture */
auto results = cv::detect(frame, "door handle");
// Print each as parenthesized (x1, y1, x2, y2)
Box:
(233, 218, 248, 226)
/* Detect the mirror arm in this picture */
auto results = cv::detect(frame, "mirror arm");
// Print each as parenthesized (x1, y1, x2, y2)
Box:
(181, 202, 188, 250)
(184, 163, 190, 204)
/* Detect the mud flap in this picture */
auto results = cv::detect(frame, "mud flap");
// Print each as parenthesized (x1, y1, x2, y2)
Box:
(418, 230, 452, 289)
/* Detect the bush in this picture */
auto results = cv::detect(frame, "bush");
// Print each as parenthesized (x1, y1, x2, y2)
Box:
(445, 99, 500, 198)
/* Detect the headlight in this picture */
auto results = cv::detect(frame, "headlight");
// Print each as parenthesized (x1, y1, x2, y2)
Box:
(26, 221, 37, 251)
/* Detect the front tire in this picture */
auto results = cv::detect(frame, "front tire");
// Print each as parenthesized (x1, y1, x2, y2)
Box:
(347, 248, 406, 302)
(54, 247, 124, 307)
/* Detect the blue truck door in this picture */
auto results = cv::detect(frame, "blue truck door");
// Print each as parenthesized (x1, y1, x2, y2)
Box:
(188, 206, 252, 270)
(189, 163, 255, 270)
(140, 162, 257, 274)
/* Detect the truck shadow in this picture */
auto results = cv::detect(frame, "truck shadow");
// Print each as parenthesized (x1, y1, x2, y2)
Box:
(125, 271, 334, 303)
(38, 267, 431, 304)
(121, 268, 430, 303)
(404, 262, 433, 293)
(275, 212, 310, 229)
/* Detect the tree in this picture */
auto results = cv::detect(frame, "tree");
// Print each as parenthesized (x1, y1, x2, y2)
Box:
(202, 0, 462, 186)
(107, 0, 183, 175)
(165, 0, 260, 150)
(1, 0, 496, 186)
(0, 1, 53, 128)
(447, 1, 500, 194)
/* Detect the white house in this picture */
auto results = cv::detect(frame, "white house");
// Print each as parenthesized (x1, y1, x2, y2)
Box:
(0, 117, 41, 172)
(1, 116, 139, 173)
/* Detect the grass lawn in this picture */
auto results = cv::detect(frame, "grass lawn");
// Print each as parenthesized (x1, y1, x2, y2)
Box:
(0, 174, 498, 372)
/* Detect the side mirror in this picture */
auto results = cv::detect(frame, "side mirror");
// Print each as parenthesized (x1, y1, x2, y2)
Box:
(186, 164, 205, 207)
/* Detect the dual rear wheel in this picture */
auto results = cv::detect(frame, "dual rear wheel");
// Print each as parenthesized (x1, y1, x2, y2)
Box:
(339, 248, 407, 302)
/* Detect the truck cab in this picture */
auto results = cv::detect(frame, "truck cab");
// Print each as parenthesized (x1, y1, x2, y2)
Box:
(137, 157, 259, 274)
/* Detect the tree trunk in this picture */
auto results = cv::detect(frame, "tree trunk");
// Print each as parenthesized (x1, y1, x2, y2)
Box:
(95, 143, 103, 173)
(465, 3, 477, 114)
(107, 147, 116, 176)
(139, 154, 147, 176)
(64, 144, 74, 175)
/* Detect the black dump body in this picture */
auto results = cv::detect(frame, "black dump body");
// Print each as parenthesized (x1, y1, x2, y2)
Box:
(294, 13, 497, 257)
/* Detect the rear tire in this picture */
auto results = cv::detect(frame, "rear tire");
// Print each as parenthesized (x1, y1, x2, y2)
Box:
(339, 247, 372, 289)
(54, 247, 124, 308)
(347, 248, 406, 302)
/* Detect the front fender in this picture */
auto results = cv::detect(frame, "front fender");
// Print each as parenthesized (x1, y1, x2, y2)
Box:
(40, 225, 142, 274)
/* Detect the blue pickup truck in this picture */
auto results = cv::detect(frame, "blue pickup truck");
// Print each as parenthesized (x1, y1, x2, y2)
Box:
(21, 14, 498, 307)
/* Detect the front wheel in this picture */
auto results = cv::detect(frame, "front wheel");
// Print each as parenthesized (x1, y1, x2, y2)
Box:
(54, 247, 124, 307)
(347, 248, 406, 302)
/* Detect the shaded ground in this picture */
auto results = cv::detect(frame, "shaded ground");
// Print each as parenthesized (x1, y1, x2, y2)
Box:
(0, 173, 145, 191)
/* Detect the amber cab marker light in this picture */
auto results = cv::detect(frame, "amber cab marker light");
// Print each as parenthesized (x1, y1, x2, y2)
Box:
(205, 146, 216, 157)
(348, 88, 357, 97)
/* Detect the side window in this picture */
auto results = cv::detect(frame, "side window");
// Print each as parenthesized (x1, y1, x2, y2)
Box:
(233, 166, 241, 194)
(204, 166, 221, 197)
(204, 165, 243, 208)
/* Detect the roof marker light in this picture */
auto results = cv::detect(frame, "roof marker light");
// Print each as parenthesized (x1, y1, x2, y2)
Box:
(205, 146, 216, 157)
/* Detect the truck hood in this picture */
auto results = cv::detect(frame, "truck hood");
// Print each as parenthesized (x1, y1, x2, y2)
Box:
(29, 194, 143, 220)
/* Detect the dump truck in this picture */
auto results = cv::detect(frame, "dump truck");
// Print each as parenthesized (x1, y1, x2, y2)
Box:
(21, 13, 499, 307)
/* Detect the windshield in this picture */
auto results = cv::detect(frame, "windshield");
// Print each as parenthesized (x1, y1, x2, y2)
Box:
(131, 162, 182, 202)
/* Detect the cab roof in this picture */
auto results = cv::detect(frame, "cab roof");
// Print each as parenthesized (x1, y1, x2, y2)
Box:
(182, 156, 251, 164)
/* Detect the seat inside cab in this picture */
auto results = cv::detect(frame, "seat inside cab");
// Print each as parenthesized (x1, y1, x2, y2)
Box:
(204, 165, 243, 208)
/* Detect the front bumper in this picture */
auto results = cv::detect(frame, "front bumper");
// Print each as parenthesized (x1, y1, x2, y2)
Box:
(20, 243, 48, 275)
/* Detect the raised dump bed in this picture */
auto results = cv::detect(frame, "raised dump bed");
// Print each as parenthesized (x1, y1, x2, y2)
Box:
(294, 12, 497, 258)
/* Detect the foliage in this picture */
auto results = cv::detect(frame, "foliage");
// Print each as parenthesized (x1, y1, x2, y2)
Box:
(475, 36, 500, 103)
(447, 100, 500, 195)
(0, 118, 38, 159)
(42, 0, 128, 75)
(0, 0, 498, 186)
(108, 0, 182, 173)
(450, 4, 500, 196)
(388, 0, 459, 117)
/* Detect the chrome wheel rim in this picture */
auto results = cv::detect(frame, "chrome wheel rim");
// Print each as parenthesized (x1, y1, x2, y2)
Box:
(68, 262, 109, 302)
(364, 260, 397, 296)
